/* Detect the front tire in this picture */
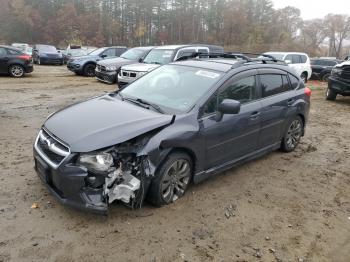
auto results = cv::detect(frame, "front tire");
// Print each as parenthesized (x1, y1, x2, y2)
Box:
(281, 116, 303, 152)
(326, 88, 337, 101)
(9, 65, 25, 77)
(83, 63, 96, 77)
(147, 152, 193, 207)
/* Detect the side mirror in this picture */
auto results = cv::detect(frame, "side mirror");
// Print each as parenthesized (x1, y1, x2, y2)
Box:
(101, 54, 107, 58)
(138, 58, 143, 63)
(215, 99, 241, 121)
(285, 59, 292, 64)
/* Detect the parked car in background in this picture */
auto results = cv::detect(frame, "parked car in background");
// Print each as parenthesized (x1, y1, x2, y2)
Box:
(32, 44, 64, 65)
(326, 61, 350, 100)
(117, 44, 224, 86)
(0, 45, 33, 77)
(11, 43, 33, 56)
(310, 58, 342, 81)
(95, 46, 154, 84)
(67, 46, 127, 76)
(64, 48, 89, 64)
(264, 52, 312, 83)
(33, 54, 310, 213)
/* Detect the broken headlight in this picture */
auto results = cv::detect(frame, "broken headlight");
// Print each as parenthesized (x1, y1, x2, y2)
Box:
(77, 152, 114, 174)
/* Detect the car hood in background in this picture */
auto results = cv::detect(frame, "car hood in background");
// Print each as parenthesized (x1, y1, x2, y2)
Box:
(44, 94, 173, 152)
(121, 63, 160, 72)
(98, 57, 131, 66)
(334, 61, 350, 68)
(40, 52, 62, 57)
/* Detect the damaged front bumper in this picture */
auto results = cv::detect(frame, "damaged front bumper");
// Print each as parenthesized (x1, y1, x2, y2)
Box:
(33, 129, 155, 214)
(34, 149, 109, 214)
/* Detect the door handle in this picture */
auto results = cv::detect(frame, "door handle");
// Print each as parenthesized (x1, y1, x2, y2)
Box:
(250, 111, 260, 119)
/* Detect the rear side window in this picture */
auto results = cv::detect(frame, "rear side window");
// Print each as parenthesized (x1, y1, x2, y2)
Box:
(288, 74, 300, 89)
(300, 55, 307, 63)
(260, 74, 285, 97)
(8, 49, 21, 55)
(292, 55, 301, 64)
(282, 75, 292, 91)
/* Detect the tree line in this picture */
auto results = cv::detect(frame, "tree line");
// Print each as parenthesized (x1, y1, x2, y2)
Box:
(1, 0, 350, 58)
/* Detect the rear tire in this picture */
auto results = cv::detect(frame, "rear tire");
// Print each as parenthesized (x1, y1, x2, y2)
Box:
(281, 116, 303, 152)
(83, 63, 96, 77)
(9, 64, 25, 77)
(147, 152, 193, 207)
(326, 88, 337, 101)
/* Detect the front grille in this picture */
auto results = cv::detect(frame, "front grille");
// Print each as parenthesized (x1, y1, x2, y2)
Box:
(121, 70, 137, 78)
(340, 66, 350, 80)
(35, 129, 70, 168)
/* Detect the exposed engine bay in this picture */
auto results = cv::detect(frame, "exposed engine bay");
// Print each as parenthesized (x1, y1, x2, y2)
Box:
(77, 136, 154, 209)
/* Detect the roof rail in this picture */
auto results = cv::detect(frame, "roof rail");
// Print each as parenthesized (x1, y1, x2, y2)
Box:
(175, 51, 288, 67)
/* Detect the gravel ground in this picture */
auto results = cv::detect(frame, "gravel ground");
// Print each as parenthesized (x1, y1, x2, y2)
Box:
(0, 65, 349, 262)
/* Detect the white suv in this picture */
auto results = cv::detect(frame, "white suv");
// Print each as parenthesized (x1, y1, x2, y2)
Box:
(264, 52, 312, 83)
(118, 44, 224, 86)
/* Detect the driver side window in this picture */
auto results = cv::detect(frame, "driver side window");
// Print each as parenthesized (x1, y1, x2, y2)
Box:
(102, 48, 115, 57)
(203, 75, 256, 115)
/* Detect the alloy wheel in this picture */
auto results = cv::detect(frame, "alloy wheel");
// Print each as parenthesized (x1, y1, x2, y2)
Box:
(10, 65, 24, 77)
(161, 159, 191, 203)
(286, 119, 302, 150)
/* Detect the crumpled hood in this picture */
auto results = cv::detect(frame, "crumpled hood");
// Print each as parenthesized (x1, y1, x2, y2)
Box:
(122, 63, 160, 72)
(44, 94, 173, 152)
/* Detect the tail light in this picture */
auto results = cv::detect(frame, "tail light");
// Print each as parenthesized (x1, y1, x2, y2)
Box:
(304, 87, 311, 97)
(17, 55, 32, 61)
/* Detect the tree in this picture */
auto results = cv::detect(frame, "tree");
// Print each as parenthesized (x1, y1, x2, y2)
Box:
(324, 14, 350, 58)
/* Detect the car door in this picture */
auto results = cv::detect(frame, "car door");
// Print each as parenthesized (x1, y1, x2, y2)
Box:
(257, 69, 292, 149)
(199, 70, 262, 169)
(0, 47, 9, 73)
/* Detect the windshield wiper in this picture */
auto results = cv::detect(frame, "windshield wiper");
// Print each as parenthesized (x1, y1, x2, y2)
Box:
(122, 96, 164, 113)
(137, 98, 164, 114)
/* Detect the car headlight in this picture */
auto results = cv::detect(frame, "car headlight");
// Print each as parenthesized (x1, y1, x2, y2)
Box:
(106, 66, 117, 71)
(138, 71, 147, 76)
(77, 152, 114, 174)
(332, 68, 341, 75)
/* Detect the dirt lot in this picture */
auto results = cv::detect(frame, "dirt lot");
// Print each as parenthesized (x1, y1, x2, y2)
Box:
(0, 65, 349, 262)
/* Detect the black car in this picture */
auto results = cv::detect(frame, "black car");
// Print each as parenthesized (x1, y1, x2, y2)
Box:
(311, 58, 342, 81)
(0, 45, 33, 77)
(32, 44, 64, 65)
(95, 46, 154, 84)
(67, 46, 127, 77)
(326, 61, 350, 100)
(33, 55, 310, 214)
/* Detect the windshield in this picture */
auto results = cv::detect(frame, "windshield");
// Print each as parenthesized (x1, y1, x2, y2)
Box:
(38, 45, 57, 52)
(88, 47, 106, 56)
(265, 53, 285, 60)
(121, 48, 146, 60)
(143, 49, 174, 64)
(68, 49, 88, 56)
(120, 65, 223, 113)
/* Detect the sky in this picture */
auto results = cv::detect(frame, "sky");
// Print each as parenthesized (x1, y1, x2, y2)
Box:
(273, 0, 350, 20)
